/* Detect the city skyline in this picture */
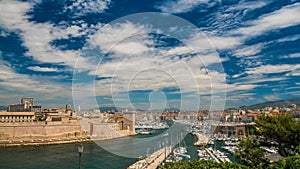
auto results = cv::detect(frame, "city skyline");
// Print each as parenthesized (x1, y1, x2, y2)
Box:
(0, 0, 299, 110)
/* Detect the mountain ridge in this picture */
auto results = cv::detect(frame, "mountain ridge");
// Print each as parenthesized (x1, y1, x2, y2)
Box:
(237, 98, 300, 110)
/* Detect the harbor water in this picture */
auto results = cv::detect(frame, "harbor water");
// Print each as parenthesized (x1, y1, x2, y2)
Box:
(0, 127, 237, 168)
(0, 142, 137, 169)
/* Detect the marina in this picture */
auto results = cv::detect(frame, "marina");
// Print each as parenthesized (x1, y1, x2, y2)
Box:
(0, 119, 284, 168)
(127, 147, 172, 169)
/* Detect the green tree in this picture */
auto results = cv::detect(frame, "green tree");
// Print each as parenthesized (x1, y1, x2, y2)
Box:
(255, 115, 300, 156)
(266, 155, 300, 169)
(161, 160, 248, 169)
(234, 137, 268, 168)
(294, 144, 300, 155)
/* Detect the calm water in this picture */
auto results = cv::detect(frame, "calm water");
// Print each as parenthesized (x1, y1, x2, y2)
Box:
(3, 121, 236, 169)
(0, 130, 239, 169)
(0, 142, 138, 169)
(0, 128, 180, 169)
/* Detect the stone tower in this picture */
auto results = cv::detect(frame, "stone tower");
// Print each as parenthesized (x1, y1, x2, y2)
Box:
(122, 111, 135, 133)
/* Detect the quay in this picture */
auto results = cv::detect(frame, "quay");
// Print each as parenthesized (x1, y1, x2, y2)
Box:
(127, 147, 172, 169)
(192, 132, 209, 146)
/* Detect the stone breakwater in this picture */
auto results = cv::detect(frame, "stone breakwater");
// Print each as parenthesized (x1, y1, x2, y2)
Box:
(0, 121, 135, 147)
(192, 132, 209, 146)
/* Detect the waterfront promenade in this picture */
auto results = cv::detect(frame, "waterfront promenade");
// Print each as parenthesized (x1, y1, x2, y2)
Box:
(127, 147, 172, 169)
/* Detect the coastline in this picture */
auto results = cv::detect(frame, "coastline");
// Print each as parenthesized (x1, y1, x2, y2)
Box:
(0, 120, 137, 147)
(0, 133, 138, 147)
(0, 137, 92, 147)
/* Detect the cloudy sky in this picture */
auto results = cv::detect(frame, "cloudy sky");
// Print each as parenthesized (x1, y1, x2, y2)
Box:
(0, 0, 299, 111)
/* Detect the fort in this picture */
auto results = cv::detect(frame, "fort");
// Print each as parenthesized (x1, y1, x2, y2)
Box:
(0, 98, 136, 146)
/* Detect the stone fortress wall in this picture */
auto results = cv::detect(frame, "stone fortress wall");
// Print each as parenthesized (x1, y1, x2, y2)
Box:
(0, 118, 136, 145)
(0, 121, 83, 140)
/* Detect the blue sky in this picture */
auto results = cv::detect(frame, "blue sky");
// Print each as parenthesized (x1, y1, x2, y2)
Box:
(0, 0, 299, 111)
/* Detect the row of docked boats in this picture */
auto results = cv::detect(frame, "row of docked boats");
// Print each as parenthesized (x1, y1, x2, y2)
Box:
(213, 134, 240, 142)
(135, 121, 169, 134)
(206, 147, 231, 163)
(222, 146, 239, 154)
(197, 134, 241, 162)
(166, 146, 191, 162)
(197, 149, 214, 161)
(221, 137, 240, 154)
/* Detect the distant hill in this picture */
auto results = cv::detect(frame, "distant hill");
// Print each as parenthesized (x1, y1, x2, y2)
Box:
(239, 98, 300, 110)
(0, 106, 7, 111)
(98, 106, 119, 112)
(97, 106, 180, 112)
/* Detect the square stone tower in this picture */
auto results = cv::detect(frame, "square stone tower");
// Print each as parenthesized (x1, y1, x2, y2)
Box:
(122, 112, 135, 133)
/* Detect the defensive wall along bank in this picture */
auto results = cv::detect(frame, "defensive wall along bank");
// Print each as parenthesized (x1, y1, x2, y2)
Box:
(0, 120, 136, 145)
(0, 121, 83, 140)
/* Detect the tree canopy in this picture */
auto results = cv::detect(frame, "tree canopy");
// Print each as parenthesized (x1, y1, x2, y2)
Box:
(234, 137, 268, 168)
(161, 160, 248, 169)
(234, 114, 300, 168)
(255, 115, 300, 156)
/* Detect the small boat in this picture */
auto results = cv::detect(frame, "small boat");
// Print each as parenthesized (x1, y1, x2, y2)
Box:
(207, 139, 215, 145)
(137, 129, 151, 135)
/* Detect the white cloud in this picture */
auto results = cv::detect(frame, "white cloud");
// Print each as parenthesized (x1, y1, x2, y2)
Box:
(0, 0, 31, 30)
(276, 34, 300, 43)
(233, 43, 263, 58)
(0, 63, 69, 96)
(205, 2, 300, 61)
(158, 2, 300, 61)
(65, 0, 111, 16)
(226, 83, 257, 93)
(27, 66, 59, 72)
(263, 95, 279, 101)
(88, 22, 152, 55)
(226, 93, 256, 102)
(208, 36, 242, 50)
(285, 86, 300, 91)
(92, 58, 227, 97)
(227, 1, 269, 11)
(157, 0, 213, 14)
(280, 53, 300, 59)
(232, 74, 242, 78)
(184, 33, 242, 51)
(111, 41, 151, 55)
(231, 3, 300, 37)
(246, 64, 300, 75)
(0, 0, 95, 71)
(239, 76, 287, 84)
(163, 46, 191, 56)
(286, 69, 300, 76)
(82, 20, 230, 109)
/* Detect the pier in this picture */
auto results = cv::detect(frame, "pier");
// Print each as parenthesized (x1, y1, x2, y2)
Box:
(127, 147, 172, 169)
(204, 148, 221, 163)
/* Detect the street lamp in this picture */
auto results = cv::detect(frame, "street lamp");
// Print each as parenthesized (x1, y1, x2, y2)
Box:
(78, 143, 84, 169)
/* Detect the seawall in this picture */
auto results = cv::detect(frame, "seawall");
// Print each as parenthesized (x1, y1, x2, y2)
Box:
(0, 120, 135, 147)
